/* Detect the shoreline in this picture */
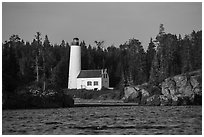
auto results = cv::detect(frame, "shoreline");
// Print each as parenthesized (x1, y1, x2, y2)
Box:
(74, 102, 139, 107)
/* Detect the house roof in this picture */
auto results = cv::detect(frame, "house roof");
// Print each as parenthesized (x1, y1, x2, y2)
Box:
(77, 70, 102, 78)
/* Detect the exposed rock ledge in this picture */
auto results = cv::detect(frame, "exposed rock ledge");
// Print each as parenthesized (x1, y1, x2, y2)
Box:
(123, 70, 202, 106)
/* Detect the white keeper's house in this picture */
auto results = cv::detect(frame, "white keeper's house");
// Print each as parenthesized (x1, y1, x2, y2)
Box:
(77, 69, 109, 90)
(68, 38, 109, 90)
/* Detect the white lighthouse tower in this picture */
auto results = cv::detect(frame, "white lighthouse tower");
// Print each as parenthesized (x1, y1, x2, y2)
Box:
(68, 38, 81, 89)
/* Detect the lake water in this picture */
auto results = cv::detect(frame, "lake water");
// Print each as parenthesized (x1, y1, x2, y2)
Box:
(2, 106, 202, 135)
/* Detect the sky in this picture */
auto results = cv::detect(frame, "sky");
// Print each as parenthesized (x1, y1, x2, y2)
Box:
(2, 2, 202, 50)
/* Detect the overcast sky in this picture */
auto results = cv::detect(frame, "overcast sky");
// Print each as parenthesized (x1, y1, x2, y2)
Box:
(2, 2, 202, 49)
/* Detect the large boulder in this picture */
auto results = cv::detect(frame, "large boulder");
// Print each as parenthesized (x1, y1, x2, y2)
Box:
(123, 86, 149, 104)
(123, 86, 139, 103)
(124, 86, 139, 99)
(140, 88, 150, 105)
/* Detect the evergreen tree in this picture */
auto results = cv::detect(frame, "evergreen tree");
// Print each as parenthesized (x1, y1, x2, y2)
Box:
(146, 38, 156, 81)
(152, 24, 181, 82)
(181, 35, 193, 73)
(42, 35, 52, 91)
(34, 32, 42, 83)
(119, 38, 147, 85)
(60, 40, 66, 47)
(149, 53, 160, 86)
(2, 36, 21, 93)
(190, 30, 202, 70)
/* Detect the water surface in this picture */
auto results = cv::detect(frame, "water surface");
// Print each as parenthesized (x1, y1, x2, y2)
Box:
(2, 106, 202, 135)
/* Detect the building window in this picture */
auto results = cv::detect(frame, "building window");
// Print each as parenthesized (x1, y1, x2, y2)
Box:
(94, 81, 98, 86)
(87, 81, 92, 86)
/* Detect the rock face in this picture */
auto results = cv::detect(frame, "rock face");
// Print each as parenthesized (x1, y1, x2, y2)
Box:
(123, 70, 202, 106)
(161, 70, 202, 105)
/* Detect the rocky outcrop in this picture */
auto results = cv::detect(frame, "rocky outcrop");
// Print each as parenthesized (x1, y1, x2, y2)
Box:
(123, 70, 202, 106)
(162, 70, 202, 105)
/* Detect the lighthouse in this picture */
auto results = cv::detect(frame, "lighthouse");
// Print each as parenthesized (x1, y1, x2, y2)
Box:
(68, 38, 81, 89)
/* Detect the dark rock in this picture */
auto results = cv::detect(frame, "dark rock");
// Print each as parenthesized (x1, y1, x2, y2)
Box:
(193, 94, 202, 105)
(146, 95, 161, 106)
(150, 86, 161, 95)
(160, 95, 171, 106)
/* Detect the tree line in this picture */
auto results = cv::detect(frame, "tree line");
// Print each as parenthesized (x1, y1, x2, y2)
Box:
(2, 24, 202, 94)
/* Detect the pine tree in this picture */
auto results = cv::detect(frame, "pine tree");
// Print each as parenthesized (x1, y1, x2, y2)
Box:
(181, 35, 193, 73)
(2, 36, 21, 93)
(42, 35, 50, 91)
(34, 32, 42, 83)
(146, 38, 156, 81)
(60, 40, 66, 47)
(190, 30, 202, 70)
(149, 53, 160, 86)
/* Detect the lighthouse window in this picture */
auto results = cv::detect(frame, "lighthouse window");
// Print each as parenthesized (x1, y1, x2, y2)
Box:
(94, 81, 98, 86)
(87, 81, 92, 86)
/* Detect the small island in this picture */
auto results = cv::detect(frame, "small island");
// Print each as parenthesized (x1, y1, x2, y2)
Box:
(2, 2, 202, 135)
(3, 26, 202, 109)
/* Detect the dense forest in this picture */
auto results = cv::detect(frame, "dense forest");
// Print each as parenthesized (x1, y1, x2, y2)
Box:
(2, 24, 202, 95)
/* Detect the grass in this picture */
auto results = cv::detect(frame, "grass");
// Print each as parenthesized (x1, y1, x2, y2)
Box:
(63, 88, 123, 100)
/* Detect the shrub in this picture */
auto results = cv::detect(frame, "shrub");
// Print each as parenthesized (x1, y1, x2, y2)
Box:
(64, 88, 121, 100)
(3, 85, 74, 109)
